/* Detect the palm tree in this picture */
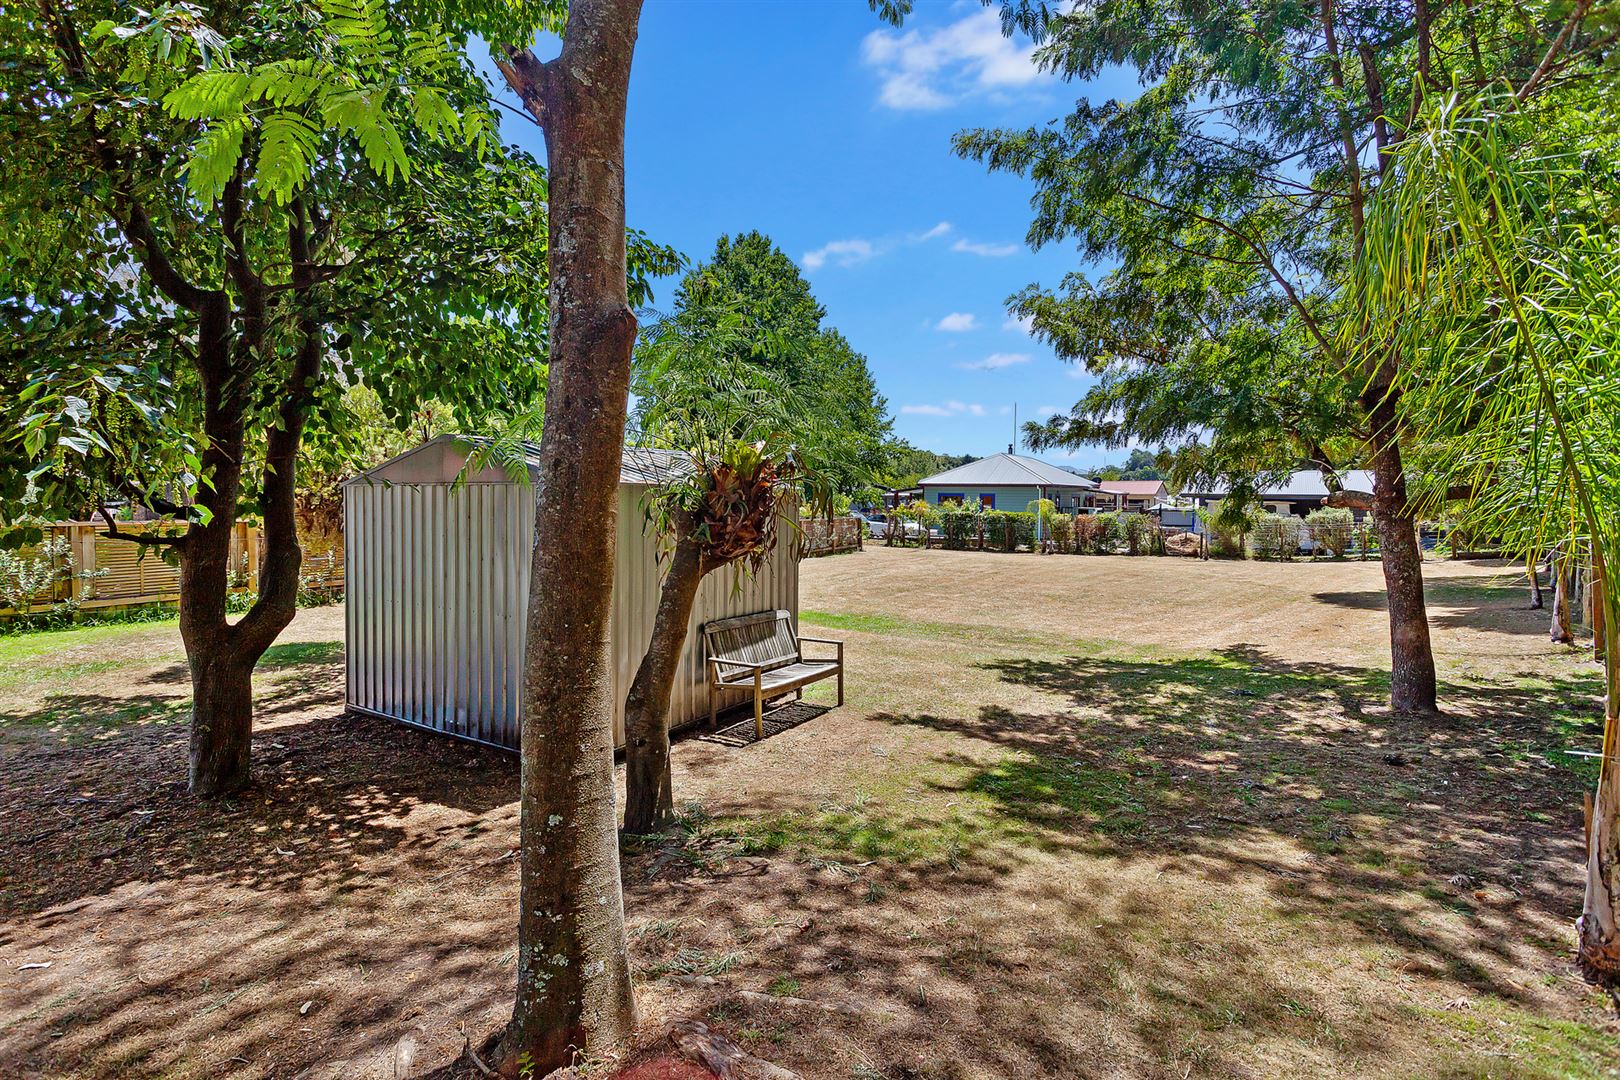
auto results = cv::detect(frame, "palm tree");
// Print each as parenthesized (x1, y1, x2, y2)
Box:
(1351, 83, 1620, 991)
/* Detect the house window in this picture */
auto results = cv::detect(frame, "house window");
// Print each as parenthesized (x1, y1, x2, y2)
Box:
(937, 493, 965, 507)
(979, 493, 996, 509)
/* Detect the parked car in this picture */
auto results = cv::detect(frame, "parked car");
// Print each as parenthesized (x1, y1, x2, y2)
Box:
(855, 511, 921, 540)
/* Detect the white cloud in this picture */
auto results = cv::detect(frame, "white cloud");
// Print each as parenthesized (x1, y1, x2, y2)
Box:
(802, 220, 956, 272)
(802, 238, 876, 270)
(958, 352, 1030, 371)
(902, 400, 985, 417)
(1002, 314, 1035, 335)
(1037, 405, 1061, 417)
(936, 312, 978, 332)
(861, 9, 1047, 112)
(953, 238, 1020, 258)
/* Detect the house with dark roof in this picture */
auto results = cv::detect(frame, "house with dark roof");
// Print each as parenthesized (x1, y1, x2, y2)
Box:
(917, 452, 1098, 514)
(1180, 469, 1377, 519)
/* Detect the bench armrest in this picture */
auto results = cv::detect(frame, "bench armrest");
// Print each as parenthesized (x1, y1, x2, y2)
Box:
(709, 656, 766, 681)
(796, 636, 843, 663)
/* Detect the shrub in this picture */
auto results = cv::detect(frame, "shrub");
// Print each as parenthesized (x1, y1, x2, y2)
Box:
(1250, 513, 1303, 560)
(1034, 499, 1073, 551)
(1305, 507, 1354, 558)
(1091, 512, 1125, 553)
(1073, 514, 1100, 554)
(1121, 512, 1156, 555)
(937, 508, 980, 550)
(982, 510, 1035, 552)
(1198, 508, 1249, 559)
(1046, 513, 1074, 551)
(0, 536, 107, 629)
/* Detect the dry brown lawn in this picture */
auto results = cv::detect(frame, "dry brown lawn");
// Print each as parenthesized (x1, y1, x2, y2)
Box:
(1, 547, 1617, 1079)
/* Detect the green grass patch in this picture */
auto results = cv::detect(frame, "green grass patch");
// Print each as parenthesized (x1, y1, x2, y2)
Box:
(678, 747, 1155, 872)
(965, 754, 1149, 838)
(261, 640, 343, 667)
(1420, 996, 1620, 1079)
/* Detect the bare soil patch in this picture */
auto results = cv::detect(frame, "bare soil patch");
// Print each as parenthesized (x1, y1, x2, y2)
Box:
(2, 551, 1617, 1079)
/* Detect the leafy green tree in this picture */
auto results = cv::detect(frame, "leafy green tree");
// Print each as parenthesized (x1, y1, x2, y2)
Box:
(669, 232, 893, 498)
(488, 11, 902, 1065)
(959, 0, 1599, 713)
(2, 0, 674, 801)
(881, 442, 977, 491)
(1095, 449, 1165, 482)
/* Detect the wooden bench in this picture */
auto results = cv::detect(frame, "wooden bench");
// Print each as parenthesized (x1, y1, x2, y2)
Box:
(703, 610, 843, 739)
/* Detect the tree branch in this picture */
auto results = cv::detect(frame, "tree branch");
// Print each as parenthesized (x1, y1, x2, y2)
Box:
(493, 46, 557, 130)
(96, 506, 187, 547)
(1517, 0, 1594, 100)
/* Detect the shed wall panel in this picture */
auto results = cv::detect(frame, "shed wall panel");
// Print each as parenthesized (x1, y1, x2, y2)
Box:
(344, 477, 799, 751)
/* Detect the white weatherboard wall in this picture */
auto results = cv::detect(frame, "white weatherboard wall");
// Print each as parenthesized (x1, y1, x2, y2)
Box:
(343, 438, 799, 750)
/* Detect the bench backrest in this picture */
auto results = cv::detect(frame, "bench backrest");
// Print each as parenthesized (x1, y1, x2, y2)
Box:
(703, 609, 799, 673)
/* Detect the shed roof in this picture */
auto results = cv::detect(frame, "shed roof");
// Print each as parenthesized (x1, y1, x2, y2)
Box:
(344, 434, 690, 487)
(1181, 469, 1377, 500)
(919, 452, 1098, 490)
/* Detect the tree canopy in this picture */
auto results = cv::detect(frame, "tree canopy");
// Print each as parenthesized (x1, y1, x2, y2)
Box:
(657, 231, 892, 500)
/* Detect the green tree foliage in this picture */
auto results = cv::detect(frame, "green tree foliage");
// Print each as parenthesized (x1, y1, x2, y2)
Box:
(663, 232, 893, 498)
(1, 0, 677, 795)
(1095, 449, 1165, 482)
(956, 0, 1600, 714)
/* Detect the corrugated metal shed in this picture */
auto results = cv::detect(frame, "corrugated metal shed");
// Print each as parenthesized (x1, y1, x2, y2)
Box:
(918, 452, 1099, 489)
(342, 435, 799, 751)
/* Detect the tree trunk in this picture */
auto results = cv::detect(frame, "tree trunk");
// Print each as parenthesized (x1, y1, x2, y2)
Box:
(1578, 561, 1620, 993)
(181, 205, 315, 797)
(1528, 552, 1544, 609)
(1368, 432, 1438, 714)
(180, 298, 255, 795)
(494, 1, 643, 1070)
(622, 529, 713, 835)
(1552, 552, 1574, 644)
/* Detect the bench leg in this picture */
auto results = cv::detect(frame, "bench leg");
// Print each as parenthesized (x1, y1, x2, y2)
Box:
(795, 687, 803, 702)
(837, 666, 844, 707)
(753, 690, 764, 740)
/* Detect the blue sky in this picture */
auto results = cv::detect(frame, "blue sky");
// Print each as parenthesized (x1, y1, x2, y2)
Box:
(491, 1, 1141, 468)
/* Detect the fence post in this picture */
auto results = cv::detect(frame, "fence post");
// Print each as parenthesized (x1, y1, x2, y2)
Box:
(71, 523, 96, 601)
(246, 526, 261, 590)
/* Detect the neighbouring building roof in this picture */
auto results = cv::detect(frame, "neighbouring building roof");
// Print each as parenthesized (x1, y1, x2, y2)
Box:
(1181, 469, 1377, 500)
(1097, 480, 1167, 496)
(918, 452, 1099, 490)
(344, 434, 691, 488)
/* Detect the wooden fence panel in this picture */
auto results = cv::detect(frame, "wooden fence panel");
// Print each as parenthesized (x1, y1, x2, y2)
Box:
(1, 520, 346, 618)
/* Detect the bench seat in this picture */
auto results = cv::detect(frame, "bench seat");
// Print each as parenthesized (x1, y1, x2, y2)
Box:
(703, 610, 844, 738)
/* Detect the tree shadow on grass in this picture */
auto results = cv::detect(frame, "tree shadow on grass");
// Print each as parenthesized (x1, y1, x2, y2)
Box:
(1314, 565, 1563, 636)
(850, 643, 1605, 1003)
(1, 685, 521, 1079)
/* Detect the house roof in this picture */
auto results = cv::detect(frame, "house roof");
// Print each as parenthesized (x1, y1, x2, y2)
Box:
(918, 452, 1098, 490)
(1181, 469, 1377, 500)
(344, 434, 690, 488)
(1098, 480, 1167, 496)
